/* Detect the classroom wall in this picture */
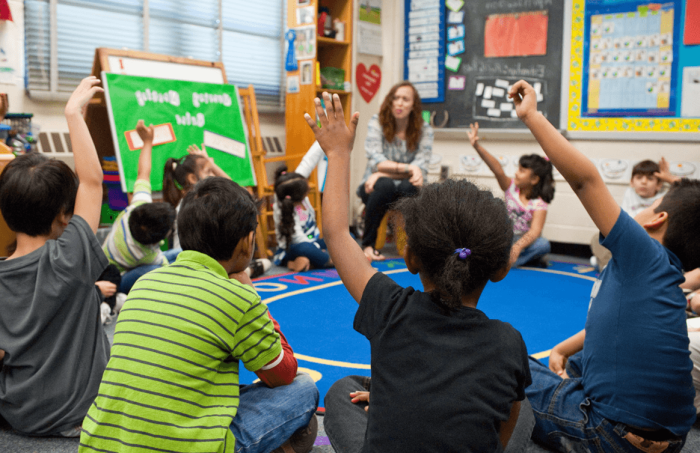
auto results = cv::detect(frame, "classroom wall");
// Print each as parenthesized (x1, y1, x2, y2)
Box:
(348, 0, 700, 246)
(0, 1, 286, 166)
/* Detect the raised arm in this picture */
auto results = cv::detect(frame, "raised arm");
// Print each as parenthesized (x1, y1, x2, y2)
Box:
(304, 93, 376, 303)
(511, 81, 619, 237)
(295, 141, 325, 179)
(654, 157, 681, 185)
(65, 76, 105, 233)
(468, 122, 511, 191)
(135, 120, 154, 182)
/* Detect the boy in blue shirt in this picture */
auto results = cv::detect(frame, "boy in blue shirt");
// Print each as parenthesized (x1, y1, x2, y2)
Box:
(510, 80, 699, 453)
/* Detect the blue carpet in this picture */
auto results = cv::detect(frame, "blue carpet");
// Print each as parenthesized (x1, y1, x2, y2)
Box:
(245, 259, 598, 407)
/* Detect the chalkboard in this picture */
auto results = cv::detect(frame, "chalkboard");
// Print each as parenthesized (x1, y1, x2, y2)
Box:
(417, 0, 566, 130)
(102, 73, 256, 193)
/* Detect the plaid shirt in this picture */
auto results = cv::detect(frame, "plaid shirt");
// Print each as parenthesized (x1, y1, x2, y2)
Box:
(361, 114, 434, 185)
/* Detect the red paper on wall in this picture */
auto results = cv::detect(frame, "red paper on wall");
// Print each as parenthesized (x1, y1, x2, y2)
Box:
(685, 0, 700, 45)
(484, 11, 548, 58)
(0, 0, 13, 21)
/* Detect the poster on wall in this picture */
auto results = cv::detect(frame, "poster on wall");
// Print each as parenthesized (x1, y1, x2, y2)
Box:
(102, 73, 256, 192)
(294, 25, 316, 61)
(358, 0, 382, 55)
(568, 0, 700, 135)
(404, 0, 445, 103)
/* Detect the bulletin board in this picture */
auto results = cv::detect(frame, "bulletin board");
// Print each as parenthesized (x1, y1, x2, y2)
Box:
(102, 73, 256, 193)
(567, 0, 700, 138)
(404, 0, 445, 103)
(405, 0, 566, 130)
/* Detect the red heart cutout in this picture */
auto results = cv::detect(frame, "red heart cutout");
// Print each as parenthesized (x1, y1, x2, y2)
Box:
(356, 63, 382, 103)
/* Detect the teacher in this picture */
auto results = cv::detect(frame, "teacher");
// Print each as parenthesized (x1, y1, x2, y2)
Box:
(357, 81, 434, 261)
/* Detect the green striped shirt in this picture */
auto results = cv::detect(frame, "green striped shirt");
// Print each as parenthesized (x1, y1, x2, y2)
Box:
(102, 179, 167, 273)
(79, 251, 282, 453)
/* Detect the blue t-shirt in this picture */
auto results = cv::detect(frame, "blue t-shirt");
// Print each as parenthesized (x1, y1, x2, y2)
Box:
(582, 210, 695, 436)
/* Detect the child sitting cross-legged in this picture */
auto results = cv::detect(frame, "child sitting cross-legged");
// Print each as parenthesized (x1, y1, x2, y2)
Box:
(0, 76, 110, 436)
(306, 93, 534, 452)
(80, 177, 319, 453)
(511, 80, 699, 452)
(102, 120, 178, 293)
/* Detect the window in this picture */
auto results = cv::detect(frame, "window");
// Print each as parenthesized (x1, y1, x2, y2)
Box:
(24, 0, 285, 109)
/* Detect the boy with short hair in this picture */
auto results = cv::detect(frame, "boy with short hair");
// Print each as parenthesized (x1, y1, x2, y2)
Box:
(102, 120, 178, 293)
(0, 77, 109, 436)
(81, 177, 319, 453)
(511, 80, 699, 453)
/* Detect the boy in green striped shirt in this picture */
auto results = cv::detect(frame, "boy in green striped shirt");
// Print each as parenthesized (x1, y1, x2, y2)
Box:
(81, 177, 319, 453)
(102, 120, 178, 293)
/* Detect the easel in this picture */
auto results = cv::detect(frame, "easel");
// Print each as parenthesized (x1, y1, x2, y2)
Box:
(86, 48, 269, 257)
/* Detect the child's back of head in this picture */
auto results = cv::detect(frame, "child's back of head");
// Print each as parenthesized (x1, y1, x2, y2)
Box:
(0, 153, 77, 236)
(274, 165, 309, 249)
(519, 154, 555, 203)
(162, 155, 205, 208)
(128, 202, 176, 246)
(655, 178, 700, 271)
(178, 177, 258, 261)
(395, 179, 513, 309)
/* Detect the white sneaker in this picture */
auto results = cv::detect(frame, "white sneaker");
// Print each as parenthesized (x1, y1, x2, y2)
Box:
(114, 292, 127, 313)
(589, 256, 598, 268)
(100, 302, 112, 325)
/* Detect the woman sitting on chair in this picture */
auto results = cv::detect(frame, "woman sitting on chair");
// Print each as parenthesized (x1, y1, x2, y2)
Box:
(357, 81, 433, 261)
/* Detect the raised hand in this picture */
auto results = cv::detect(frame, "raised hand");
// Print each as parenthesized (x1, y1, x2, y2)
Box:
(136, 120, 155, 144)
(509, 80, 538, 122)
(65, 76, 103, 117)
(467, 122, 480, 147)
(303, 92, 359, 158)
(188, 143, 209, 158)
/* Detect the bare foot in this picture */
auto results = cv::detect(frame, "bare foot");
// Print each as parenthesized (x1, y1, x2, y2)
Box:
(288, 256, 311, 272)
(363, 247, 385, 262)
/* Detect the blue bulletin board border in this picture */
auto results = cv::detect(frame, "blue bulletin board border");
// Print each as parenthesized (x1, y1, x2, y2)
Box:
(581, 1, 681, 118)
(567, 0, 700, 135)
(403, 0, 445, 104)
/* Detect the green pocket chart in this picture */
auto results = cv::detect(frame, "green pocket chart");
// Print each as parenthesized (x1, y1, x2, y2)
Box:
(102, 72, 256, 193)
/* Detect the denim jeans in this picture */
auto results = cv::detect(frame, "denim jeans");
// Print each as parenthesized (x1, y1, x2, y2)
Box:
(286, 238, 331, 269)
(324, 375, 536, 453)
(526, 355, 686, 453)
(515, 236, 550, 267)
(230, 373, 319, 453)
(118, 248, 182, 294)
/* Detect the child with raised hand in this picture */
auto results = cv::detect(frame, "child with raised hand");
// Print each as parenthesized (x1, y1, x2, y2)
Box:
(468, 122, 555, 267)
(272, 165, 330, 272)
(305, 93, 533, 452)
(0, 76, 110, 436)
(102, 120, 178, 293)
(511, 80, 699, 452)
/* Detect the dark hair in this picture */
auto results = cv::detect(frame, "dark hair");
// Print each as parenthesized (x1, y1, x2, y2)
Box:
(519, 154, 555, 203)
(632, 160, 660, 178)
(0, 153, 77, 236)
(655, 178, 700, 271)
(163, 154, 206, 208)
(178, 177, 259, 261)
(395, 179, 514, 310)
(128, 203, 176, 245)
(274, 165, 309, 250)
(379, 81, 424, 152)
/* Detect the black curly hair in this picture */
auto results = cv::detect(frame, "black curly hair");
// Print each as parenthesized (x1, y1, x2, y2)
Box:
(519, 154, 555, 203)
(655, 178, 700, 271)
(274, 165, 309, 249)
(394, 179, 514, 310)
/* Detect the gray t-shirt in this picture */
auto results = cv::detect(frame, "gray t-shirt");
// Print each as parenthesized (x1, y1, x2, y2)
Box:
(0, 215, 110, 435)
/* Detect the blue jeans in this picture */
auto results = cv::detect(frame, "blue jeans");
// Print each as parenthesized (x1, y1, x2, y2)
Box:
(286, 238, 330, 269)
(515, 236, 550, 267)
(119, 248, 182, 294)
(525, 355, 686, 453)
(230, 373, 319, 453)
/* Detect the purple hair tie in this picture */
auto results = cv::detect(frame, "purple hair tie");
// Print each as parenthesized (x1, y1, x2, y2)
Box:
(454, 248, 471, 260)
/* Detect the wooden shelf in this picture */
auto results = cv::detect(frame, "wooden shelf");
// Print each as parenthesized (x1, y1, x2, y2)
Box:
(316, 87, 351, 95)
(318, 36, 350, 47)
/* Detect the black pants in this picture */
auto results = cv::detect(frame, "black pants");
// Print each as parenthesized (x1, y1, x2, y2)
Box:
(96, 264, 121, 310)
(357, 178, 418, 250)
(324, 375, 536, 453)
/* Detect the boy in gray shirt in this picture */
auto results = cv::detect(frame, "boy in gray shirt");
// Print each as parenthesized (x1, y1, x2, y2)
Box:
(0, 76, 108, 436)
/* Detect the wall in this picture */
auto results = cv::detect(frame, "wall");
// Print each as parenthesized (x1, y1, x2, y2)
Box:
(0, 1, 285, 167)
(349, 0, 700, 246)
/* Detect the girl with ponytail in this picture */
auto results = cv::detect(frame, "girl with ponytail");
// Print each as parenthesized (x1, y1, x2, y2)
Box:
(468, 122, 555, 267)
(272, 164, 331, 272)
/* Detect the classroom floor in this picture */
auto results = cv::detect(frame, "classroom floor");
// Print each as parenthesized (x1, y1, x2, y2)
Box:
(2, 246, 700, 452)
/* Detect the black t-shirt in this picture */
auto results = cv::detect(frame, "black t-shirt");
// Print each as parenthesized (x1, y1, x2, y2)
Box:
(355, 272, 531, 453)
